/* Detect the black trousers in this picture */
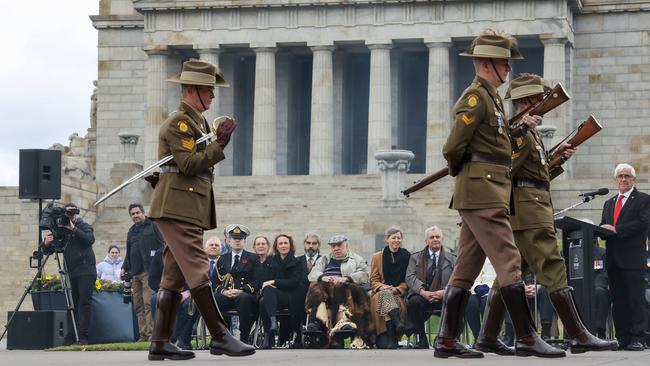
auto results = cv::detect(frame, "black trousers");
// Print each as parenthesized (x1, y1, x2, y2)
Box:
(215, 292, 257, 340)
(66, 274, 95, 341)
(465, 293, 487, 339)
(593, 286, 611, 330)
(259, 286, 303, 333)
(406, 295, 442, 335)
(608, 264, 647, 344)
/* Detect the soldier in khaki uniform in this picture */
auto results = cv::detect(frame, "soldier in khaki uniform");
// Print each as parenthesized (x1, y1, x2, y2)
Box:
(475, 74, 618, 355)
(147, 59, 255, 360)
(435, 30, 562, 358)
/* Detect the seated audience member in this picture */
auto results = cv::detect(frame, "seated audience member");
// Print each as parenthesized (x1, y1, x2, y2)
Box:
(405, 226, 456, 349)
(259, 234, 305, 349)
(294, 232, 323, 347)
(370, 227, 410, 349)
(214, 224, 261, 344)
(304, 235, 372, 349)
(465, 259, 496, 342)
(253, 235, 272, 265)
(204, 236, 222, 289)
(96, 245, 124, 283)
(148, 246, 198, 350)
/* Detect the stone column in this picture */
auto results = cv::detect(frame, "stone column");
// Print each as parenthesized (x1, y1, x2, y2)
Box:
(541, 36, 569, 177)
(252, 46, 277, 176)
(367, 43, 393, 174)
(425, 41, 451, 173)
(309, 45, 335, 175)
(144, 48, 169, 167)
(196, 46, 222, 129)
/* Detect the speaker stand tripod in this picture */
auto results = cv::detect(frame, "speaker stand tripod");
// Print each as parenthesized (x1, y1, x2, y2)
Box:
(0, 250, 79, 345)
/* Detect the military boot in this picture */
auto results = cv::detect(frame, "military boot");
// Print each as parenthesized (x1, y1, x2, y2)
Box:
(474, 287, 515, 355)
(433, 286, 484, 358)
(549, 287, 618, 353)
(190, 283, 255, 357)
(148, 289, 196, 361)
(500, 283, 565, 358)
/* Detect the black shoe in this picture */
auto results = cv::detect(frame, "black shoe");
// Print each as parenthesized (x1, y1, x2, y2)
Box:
(434, 337, 484, 358)
(515, 334, 566, 358)
(474, 338, 514, 356)
(624, 342, 645, 351)
(414, 333, 429, 349)
(149, 342, 196, 361)
(388, 308, 405, 336)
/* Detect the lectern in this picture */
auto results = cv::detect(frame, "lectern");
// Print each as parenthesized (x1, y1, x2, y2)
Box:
(555, 216, 613, 333)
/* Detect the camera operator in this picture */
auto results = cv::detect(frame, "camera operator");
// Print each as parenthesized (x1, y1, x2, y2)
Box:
(41, 202, 96, 345)
(122, 203, 163, 341)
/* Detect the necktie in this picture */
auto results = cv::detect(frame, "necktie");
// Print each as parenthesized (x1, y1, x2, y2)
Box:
(234, 254, 240, 268)
(613, 195, 624, 225)
(208, 259, 215, 277)
(426, 254, 437, 286)
(307, 257, 314, 272)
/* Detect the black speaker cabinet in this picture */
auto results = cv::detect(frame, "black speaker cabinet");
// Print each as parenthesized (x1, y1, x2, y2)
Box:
(19, 149, 61, 200)
(7, 311, 67, 349)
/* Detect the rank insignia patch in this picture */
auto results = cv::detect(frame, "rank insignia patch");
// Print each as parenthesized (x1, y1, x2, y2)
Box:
(467, 94, 478, 107)
(178, 121, 189, 133)
(515, 137, 524, 147)
(181, 138, 195, 150)
(462, 114, 475, 125)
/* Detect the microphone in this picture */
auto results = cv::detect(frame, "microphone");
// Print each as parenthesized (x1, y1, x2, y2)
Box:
(578, 188, 609, 197)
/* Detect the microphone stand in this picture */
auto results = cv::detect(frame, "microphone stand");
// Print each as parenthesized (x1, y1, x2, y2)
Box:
(553, 194, 595, 218)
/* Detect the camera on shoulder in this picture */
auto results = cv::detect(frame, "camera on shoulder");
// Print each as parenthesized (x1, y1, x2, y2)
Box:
(40, 203, 73, 252)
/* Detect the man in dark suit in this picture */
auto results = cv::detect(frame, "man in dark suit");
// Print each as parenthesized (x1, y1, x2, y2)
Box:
(296, 233, 323, 288)
(214, 224, 261, 344)
(600, 163, 650, 351)
(405, 226, 457, 349)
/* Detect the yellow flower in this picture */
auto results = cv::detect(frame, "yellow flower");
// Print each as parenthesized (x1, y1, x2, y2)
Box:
(95, 279, 102, 290)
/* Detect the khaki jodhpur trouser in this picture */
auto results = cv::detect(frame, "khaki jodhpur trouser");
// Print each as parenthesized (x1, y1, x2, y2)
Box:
(448, 208, 522, 290)
(492, 227, 568, 293)
(154, 217, 211, 291)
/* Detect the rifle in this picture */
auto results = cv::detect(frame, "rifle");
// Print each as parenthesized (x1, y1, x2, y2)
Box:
(401, 83, 570, 197)
(509, 82, 570, 138)
(548, 115, 602, 168)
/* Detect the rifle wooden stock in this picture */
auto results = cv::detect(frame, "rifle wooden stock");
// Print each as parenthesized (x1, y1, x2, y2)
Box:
(509, 83, 571, 138)
(548, 115, 602, 168)
(401, 167, 449, 197)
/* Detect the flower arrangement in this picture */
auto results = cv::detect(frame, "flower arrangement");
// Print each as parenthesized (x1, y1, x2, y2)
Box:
(99, 281, 124, 293)
(31, 274, 62, 292)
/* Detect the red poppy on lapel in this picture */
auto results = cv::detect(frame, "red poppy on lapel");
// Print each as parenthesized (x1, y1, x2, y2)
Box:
(241, 258, 248, 265)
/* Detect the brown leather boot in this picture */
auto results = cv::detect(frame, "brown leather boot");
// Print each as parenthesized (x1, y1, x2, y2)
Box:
(190, 282, 255, 357)
(433, 286, 484, 358)
(474, 287, 515, 355)
(500, 283, 565, 358)
(148, 289, 196, 361)
(549, 287, 618, 353)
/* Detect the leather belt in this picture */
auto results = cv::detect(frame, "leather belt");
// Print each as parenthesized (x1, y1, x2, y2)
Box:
(160, 165, 213, 183)
(514, 178, 549, 191)
(466, 152, 511, 167)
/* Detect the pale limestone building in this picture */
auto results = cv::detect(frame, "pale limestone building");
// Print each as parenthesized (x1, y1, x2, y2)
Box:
(1, 0, 649, 327)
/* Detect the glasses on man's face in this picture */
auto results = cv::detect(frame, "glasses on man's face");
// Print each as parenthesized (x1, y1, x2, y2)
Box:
(616, 174, 633, 180)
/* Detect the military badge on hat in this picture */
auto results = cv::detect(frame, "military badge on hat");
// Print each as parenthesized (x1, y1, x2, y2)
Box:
(226, 224, 250, 240)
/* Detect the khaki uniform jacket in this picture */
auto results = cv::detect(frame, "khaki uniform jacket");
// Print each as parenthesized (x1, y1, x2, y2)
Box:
(443, 76, 512, 210)
(509, 129, 563, 231)
(149, 101, 225, 229)
(308, 253, 370, 286)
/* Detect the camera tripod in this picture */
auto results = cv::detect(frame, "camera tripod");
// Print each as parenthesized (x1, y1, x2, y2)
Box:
(0, 249, 79, 345)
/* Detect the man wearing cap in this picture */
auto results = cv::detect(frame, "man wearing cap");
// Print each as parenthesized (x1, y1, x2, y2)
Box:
(475, 74, 617, 355)
(437, 29, 561, 358)
(214, 224, 261, 345)
(304, 235, 372, 348)
(148, 59, 254, 360)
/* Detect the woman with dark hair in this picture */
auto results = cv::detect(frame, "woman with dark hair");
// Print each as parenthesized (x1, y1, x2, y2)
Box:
(258, 234, 305, 348)
(370, 227, 411, 349)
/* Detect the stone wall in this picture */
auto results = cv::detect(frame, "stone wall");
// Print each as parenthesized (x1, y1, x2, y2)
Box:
(572, 10, 650, 177)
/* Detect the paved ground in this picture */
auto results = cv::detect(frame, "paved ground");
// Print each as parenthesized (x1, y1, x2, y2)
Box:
(1, 340, 649, 366)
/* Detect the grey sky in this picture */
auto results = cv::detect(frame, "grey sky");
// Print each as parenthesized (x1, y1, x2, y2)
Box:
(0, 2, 98, 186)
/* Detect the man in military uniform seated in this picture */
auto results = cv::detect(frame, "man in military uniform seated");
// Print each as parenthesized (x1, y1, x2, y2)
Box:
(214, 224, 261, 344)
(304, 235, 372, 348)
